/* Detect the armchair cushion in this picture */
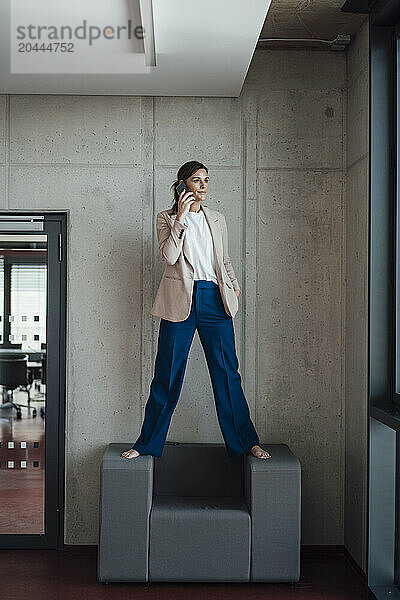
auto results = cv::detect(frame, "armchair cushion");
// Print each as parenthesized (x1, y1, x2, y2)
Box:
(149, 495, 251, 582)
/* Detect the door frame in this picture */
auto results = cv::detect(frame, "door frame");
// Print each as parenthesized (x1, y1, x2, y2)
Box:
(0, 211, 67, 549)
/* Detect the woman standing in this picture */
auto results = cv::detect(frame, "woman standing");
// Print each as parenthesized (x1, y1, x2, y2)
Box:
(121, 161, 270, 460)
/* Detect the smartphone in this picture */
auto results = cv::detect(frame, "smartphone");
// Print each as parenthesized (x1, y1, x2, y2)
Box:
(176, 180, 189, 196)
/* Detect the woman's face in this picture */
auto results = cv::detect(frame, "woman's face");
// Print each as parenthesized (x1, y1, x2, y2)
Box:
(185, 169, 209, 202)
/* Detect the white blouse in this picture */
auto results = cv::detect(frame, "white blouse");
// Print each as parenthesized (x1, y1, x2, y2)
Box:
(174, 207, 218, 284)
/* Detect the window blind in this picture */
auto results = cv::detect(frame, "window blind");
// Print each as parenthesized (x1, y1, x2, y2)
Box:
(10, 263, 47, 348)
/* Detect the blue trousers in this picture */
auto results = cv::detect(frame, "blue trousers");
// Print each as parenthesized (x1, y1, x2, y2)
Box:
(131, 279, 260, 458)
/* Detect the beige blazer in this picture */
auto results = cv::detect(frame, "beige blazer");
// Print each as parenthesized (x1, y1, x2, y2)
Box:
(150, 204, 240, 322)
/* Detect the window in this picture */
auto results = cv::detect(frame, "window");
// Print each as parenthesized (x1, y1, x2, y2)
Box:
(396, 28, 400, 397)
(0, 256, 3, 343)
(9, 263, 47, 350)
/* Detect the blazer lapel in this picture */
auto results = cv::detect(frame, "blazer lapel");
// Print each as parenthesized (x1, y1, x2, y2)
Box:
(201, 206, 222, 275)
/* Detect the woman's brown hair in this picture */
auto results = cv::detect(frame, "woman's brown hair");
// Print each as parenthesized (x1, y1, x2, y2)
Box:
(170, 161, 208, 214)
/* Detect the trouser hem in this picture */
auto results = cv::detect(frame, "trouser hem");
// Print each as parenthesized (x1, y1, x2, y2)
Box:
(226, 440, 260, 458)
(130, 444, 162, 458)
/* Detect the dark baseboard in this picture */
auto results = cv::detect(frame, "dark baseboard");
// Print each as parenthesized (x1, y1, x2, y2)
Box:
(301, 544, 367, 585)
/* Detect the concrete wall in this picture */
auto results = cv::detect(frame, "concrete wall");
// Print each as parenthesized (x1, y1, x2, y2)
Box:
(245, 48, 347, 548)
(344, 17, 369, 572)
(0, 45, 352, 548)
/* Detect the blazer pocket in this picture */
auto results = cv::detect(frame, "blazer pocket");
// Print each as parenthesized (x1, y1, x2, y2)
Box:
(164, 275, 181, 280)
(225, 281, 233, 289)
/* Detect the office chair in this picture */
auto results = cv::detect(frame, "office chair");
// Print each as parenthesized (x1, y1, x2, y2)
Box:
(0, 353, 35, 419)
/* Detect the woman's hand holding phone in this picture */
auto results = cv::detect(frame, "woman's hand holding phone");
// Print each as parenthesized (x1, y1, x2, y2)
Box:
(176, 180, 195, 223)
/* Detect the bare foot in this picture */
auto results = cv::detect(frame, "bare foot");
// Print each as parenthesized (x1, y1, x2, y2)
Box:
(250, 445, 271, 459)
(120, 449, 140, 459)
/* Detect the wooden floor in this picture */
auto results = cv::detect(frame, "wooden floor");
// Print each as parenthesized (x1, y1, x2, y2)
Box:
(0, 389, 46, 534)
(0, 546, 368, 599)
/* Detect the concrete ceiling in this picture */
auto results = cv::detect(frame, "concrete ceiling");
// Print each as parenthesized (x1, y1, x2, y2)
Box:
(259, 0, 367, 47)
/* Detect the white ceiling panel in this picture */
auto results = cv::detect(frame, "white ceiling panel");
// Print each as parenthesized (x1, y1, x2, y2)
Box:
(0, 0, 272, 96)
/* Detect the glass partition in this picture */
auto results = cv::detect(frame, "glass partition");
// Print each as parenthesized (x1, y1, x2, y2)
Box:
(0, 234, 47, 534)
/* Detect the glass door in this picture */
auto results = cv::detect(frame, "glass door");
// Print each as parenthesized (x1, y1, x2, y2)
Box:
(0, 215, 66, 549)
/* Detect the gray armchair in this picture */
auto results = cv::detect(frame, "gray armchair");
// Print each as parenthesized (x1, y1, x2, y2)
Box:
(98, 442, 301, 583)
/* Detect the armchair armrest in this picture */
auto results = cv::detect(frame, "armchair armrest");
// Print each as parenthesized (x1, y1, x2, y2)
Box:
(98, 444, 154, 582)
(244, 443, 301, 582)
